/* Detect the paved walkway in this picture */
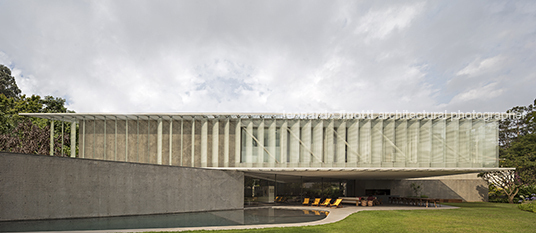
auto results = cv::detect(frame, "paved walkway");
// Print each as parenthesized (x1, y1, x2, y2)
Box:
(56, 204, 457, 233)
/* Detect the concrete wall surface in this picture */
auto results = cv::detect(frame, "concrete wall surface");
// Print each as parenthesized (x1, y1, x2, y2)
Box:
(0, 152, 244, 221)
(353, 173, 488, 202)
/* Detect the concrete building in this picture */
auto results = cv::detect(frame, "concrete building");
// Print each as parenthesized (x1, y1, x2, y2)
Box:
(19, 112, 508, 203)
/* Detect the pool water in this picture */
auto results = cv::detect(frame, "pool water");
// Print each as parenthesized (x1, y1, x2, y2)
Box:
(0, 208, 328, 232)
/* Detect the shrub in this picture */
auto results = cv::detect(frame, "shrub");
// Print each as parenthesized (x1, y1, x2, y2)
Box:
(518, 201, 536, 213)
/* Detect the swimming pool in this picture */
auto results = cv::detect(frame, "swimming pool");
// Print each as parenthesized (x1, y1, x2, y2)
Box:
(0, 208, 328, 232)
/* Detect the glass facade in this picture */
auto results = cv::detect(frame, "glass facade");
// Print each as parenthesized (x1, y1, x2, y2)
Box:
(238, 118, 498, 168)
(21, 113, 500, 169)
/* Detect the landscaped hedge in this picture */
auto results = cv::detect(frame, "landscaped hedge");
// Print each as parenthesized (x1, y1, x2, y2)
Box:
(518, 201, 536, 213)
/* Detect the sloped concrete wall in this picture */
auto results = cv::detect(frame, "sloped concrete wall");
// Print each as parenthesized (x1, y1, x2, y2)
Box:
(0, 152, 244, 221)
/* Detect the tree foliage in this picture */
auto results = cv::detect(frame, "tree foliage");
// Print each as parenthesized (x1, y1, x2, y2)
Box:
(0, 64, 21, 99)
(499, 98, 536, 148)
(480, 170, 523, 204)
(500, 134, 536, 185)
(0, 64, 74, 156)
(0, 120, 69, 155)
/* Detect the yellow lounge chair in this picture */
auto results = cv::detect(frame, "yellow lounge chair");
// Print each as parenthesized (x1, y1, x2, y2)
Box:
(302, 198, 310, 205)
(320, 198, 332, 207)
(311, 198, 321, 206)
(330, 198, 343, 208)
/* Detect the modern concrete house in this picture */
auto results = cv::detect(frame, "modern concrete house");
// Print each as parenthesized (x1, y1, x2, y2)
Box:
(24, 113, 506, 192)
(1, 112, 511, 221)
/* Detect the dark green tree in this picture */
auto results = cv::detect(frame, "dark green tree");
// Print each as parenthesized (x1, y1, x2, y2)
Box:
(499, 99, 535, 148)
(0, 64, 21, 99)
(0, 65, 75, 156)
(500, 134, 536, 185)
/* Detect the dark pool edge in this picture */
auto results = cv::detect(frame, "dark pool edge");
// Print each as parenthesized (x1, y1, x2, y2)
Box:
(2, 205, 459, 233)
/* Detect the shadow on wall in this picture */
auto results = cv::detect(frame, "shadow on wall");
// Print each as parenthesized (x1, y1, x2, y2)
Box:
(476, 184, 489, 201)
(390, 179, 488, 202)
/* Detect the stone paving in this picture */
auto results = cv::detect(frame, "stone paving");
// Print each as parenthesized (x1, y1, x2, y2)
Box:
(53, 204, 457, 233)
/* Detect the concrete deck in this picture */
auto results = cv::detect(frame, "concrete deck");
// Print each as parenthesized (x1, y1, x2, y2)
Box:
(32, 204, 457, 233)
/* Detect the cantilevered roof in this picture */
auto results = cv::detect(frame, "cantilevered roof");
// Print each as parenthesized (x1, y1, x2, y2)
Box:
(20, 112, 510, 122)
(212, 167, 514, 182)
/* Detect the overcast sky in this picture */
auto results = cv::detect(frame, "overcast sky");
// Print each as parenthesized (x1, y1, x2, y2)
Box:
(1, 0, 535, 114)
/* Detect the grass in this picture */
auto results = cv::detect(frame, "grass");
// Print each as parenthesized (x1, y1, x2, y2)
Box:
(149, 202, 536, 233)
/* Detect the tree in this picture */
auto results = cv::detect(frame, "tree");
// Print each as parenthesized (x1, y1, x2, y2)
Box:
(0, 120, 69, 156)
(0, 64, 21, 99)
(501, 134, 536, 185)
(499, 99, 535, 148)
(0, 65, 75, 156)
(480, 170, 523, 204)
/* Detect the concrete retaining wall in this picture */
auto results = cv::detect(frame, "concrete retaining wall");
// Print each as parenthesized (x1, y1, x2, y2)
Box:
(0, 152, 244, 221)
(352, 173, 488, 202)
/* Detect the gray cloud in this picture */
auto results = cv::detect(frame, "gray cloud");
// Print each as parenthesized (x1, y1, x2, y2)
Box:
(0, 0, 535, 113)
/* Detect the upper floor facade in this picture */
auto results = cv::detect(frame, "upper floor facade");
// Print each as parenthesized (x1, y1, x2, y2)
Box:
(23, 112, 500, 169)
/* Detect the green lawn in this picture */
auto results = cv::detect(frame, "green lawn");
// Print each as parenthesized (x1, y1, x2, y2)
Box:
(151, 202, 536, 233)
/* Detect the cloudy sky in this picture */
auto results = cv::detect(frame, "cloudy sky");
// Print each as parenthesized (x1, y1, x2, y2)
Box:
(1, 0, 535, 114)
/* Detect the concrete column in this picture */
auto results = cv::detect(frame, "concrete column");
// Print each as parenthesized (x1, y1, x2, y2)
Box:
(191, 118, 195, 167)
(169, 118, 173, 165)
(268, 120, 276, 165)
(245, 120, 253, 164)
(82, 118, 85, 158)
(212, 120, 219, 167)
(114, 117, 117, 161)
(280, 120, 288, 165)
(180, 119, 184, 166)
(257, 120, 264, 165)
(125, 118, 128, 162)
(49, 121, 54, 156)
(201, 119, 208, 167)
(157, 118, 163, 165)
(104, 116, 107, 160)
(70, 120, 76, 158)
(224, 119, 229, 167)
(235, 119, 241, 165)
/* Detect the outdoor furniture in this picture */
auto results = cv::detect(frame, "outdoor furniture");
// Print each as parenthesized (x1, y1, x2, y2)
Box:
(393, 197, 443, 208)
(311, 198, 321, 206)
(320, 198, 332, 207)
(361, 197, 367, 206)
(366, 196, 376, 206)
(330, 198, 343, 208)
(302, 198, 310, 206)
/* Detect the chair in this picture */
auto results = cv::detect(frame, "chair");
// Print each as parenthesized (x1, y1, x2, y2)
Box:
(330, 198, 343, 208)
(302, 198, 310, 206)
(320, 198, 332, 207)
(311, 198, 321, 206)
